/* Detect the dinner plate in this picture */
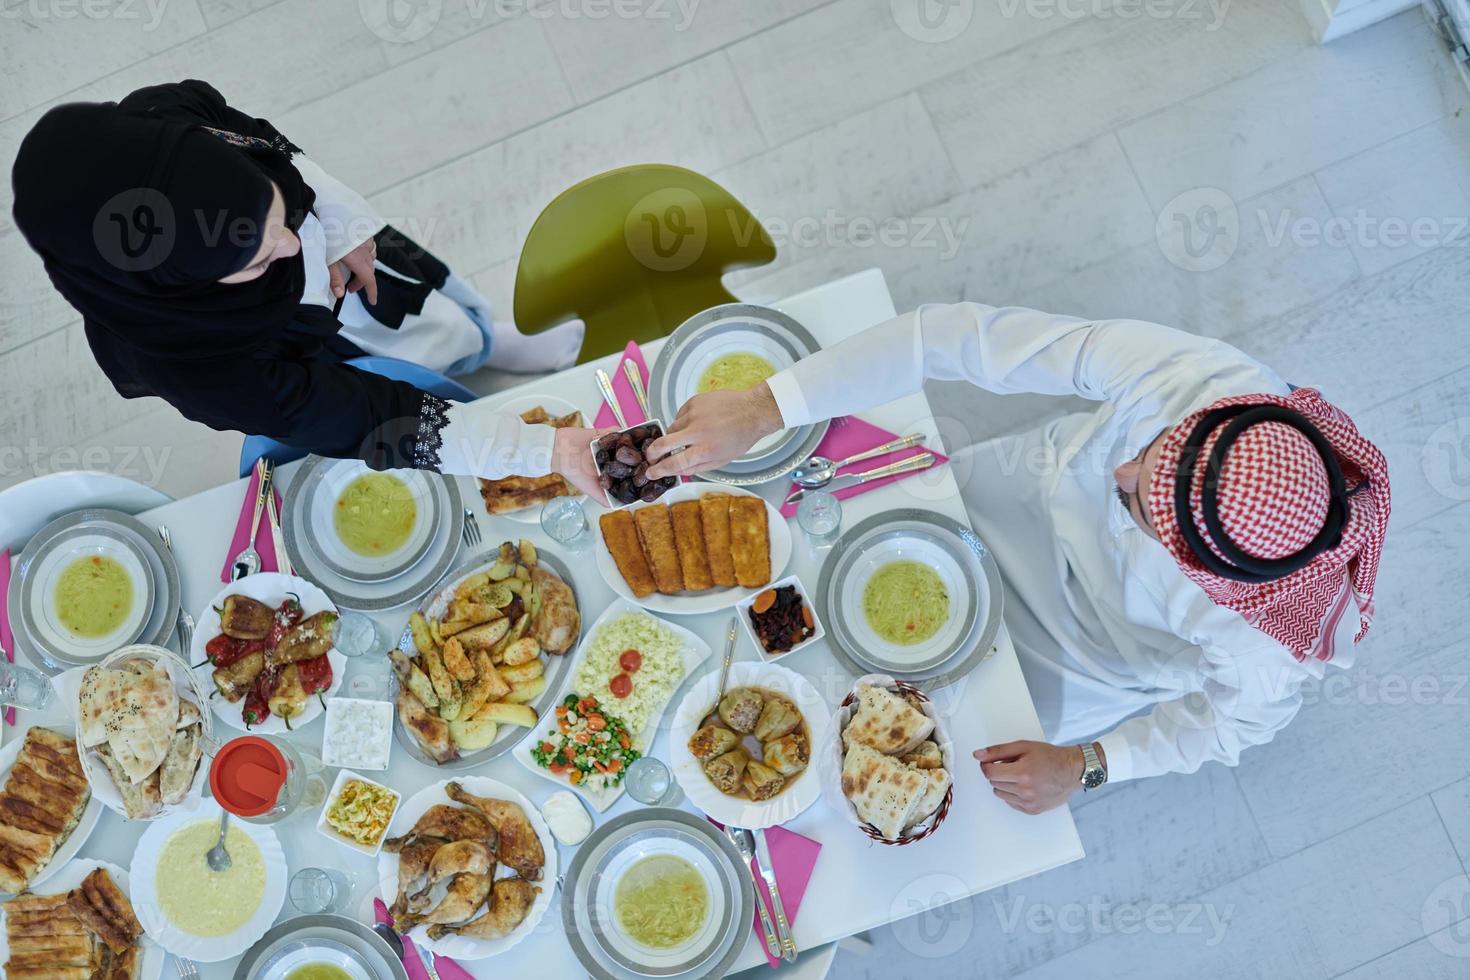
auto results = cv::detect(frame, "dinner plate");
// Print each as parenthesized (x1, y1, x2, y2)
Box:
(255, 938, 374, 980)
(648, 304, 830, 486)
(9, 509, 180, 675)
(0, 858, 165, 980)
(282, 456, 464, 612)
(563, 809, 755, 980)
(669, 661, 829, 830)
(593, 483, 793, 616)
(375, 776, 557, 961)
(0, 724, 103, 897)
(300, 461, 442, 583)
(512, 597, 713, 812)
(190, 573, 348, 735)
(130, 799, 289, 963)
(473, 393, 588, 524)
(390, 548, 582, 769)
(26, 531, 154, 660)
(233, 915, 408, 980)
(817, 510, 1004, 691)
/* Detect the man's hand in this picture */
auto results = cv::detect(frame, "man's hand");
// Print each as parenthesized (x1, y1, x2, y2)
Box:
(329, 237, 379, 305)
(554, 426, 618, 506)
(973, 741, 1087, 815)
(644, 383, 784, 480)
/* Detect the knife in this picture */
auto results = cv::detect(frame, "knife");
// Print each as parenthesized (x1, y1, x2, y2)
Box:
(726, 827, 782, 960)
(265, 488, 293, 576)
(752, 827, 799, 961)
(785, 451, 938, 505)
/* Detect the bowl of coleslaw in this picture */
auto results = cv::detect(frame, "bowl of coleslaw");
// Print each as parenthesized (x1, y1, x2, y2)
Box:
(316, 769, 401, 857)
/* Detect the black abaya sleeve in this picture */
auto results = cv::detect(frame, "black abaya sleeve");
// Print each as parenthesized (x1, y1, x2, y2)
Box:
(118, 79, 303, 154)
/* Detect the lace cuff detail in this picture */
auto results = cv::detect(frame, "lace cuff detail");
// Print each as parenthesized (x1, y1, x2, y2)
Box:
(414, 394, 451, 472)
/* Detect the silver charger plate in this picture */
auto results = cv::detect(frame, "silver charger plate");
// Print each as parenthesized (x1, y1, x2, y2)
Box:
(8, 509, 179, 675)
(296, 460, 443, 583)
(232, 914, 408, 980)
(391, 548, 580, 769)
(648, 303, 830, 486)
(817, 509, 1003, 691)
(563, 809, 755, 980)
(281, 456, 464, 612)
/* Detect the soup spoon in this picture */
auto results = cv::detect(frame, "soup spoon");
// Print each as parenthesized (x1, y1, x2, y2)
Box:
(206, 811, 232, 872)
(790, 433, 925, 489)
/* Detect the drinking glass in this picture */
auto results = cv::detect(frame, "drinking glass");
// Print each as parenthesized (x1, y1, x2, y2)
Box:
(796, 490, 842, 546)
(332, 611, 387, 658)
(0, 661, 53, 711)
(540, 496, 589, 549)
(289, 867, 353, 914)
(625, 756, 682, 807)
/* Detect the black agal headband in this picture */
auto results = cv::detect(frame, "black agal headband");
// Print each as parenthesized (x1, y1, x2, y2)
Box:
(1173, 405, 1350, 584)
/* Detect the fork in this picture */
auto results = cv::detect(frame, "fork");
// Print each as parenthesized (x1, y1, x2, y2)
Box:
(175, 959, 200, 979)
(461, 507, 482, 550)
(157, 525, 194, 654)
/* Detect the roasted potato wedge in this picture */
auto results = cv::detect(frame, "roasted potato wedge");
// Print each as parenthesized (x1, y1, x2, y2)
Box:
(476, 701, 538, 728)
(519, 539, 538, 566)
(498, 659, 543, 685)
(441, 637, 476, 682)
(452, 571, 491, 602)
(403, 661, 439, 709)
(421, 646, 456, 705)
(455, 618, 511, 653)
(501, 637, 541, 667)
(504, 676, 546, 705)
(448, 714, 499, 752)
(409, 612, 437, 656)
(438, 680, 465, 722)
(487, 560, 515, 581)
(462, 654, 511, 717)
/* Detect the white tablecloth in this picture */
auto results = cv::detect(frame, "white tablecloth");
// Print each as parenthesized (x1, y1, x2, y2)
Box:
(8, 269, 1083, 977)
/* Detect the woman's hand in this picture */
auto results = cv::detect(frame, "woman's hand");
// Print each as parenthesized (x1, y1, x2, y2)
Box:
(554, 426, 618, 506)
(329, 237, 379, 305)
(973, 741, 1089, 815)
(644, 383, 784, 480)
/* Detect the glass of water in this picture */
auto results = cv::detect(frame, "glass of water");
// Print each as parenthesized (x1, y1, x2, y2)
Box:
(541, 496, 589, 549)
(332, 610, 386, 658)
(796, 489, 842, 546)
(625, 756, 682, 807)
(289, 867, 353, 914)
(0, 661, 53, 711)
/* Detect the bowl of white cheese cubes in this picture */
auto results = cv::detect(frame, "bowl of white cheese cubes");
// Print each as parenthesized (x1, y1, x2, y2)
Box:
(321, 697, 394, 771)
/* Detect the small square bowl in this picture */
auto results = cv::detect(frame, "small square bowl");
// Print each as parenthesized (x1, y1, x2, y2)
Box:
(737, 575, 826, 663)
(590, 419, 677, 510)
(320, 697, 394, 771)
(315, 769, 402, 857)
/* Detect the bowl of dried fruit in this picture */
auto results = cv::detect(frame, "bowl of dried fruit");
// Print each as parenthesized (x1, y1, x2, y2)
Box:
(737, 575, 824, 662)
(591, 420, 680, 508)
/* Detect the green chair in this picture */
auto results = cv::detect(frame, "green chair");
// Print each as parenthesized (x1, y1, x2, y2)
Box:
(513, 165, 777, 363)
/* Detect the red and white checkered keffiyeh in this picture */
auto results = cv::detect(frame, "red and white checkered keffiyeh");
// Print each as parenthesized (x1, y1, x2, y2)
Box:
(1148, 389, 1391, 662)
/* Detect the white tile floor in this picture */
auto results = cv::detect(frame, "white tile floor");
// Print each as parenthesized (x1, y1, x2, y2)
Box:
(3, 2, 1469, 976)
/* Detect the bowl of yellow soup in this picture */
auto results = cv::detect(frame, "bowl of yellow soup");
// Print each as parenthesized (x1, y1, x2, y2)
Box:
(303, 461, 441, 583)
(255, 938, 375, 980)
(130, 802, 288, 962)
(29, 535, 153, 659)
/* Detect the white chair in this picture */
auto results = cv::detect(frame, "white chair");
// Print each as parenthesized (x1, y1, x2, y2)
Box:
(0, 471, 172, 553)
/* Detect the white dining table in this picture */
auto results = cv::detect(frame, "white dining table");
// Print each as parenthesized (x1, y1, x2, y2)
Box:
(7, 268, 1083, 978)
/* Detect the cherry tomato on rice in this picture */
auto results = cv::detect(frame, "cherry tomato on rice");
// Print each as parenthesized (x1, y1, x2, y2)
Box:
(619, 649, 642, 673)
(608, 673, 633, 699)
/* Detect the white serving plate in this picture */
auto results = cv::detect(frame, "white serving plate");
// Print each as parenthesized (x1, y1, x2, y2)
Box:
(0, 724, 103, 897)
(513, 598, 713, 812)
(593, 484, 792, 616)
(130, 800, 288, 962)
(669, 661, 829, 830)
(475, 393, 588, 524)
(0, 858, 164, 980)
(190, 573, 347, 735)
(375, 776, 557, 961)
(28, 532, 153, 659)
(306, 462, 440, 583)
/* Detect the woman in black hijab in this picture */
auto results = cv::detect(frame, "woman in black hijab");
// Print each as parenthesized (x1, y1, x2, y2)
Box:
(11, 79, 600, 492)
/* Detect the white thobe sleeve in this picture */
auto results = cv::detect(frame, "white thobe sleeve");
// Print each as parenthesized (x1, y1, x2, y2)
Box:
(433, 401, 558, 481)
(292, 155, 387, 265)
(766, 303, 1224, 425)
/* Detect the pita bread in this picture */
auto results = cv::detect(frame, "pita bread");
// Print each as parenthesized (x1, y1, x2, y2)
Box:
(841, 685, 934, 756)
(80, 662, 178, 785)
(841, 742, 928, 840)
(905, 767, 951, 832)
(900, 740, 943, 770)
(158, 724, 201, 805)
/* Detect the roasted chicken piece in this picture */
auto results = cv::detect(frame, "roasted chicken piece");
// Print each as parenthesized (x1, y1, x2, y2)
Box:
(704, 749, 749, 795)
(742, 759, 787, 801)
(428, 877, 539, 941)
(530, 564, 579, 654)
(390, 838, 442, 918)
(753, 696, 801, 742)
(397, 686, 456, 764)
(688, 724, 740, 760)
(718, 688, 764, 734)
(426, 840, 494, 887)
(382, 804, 491, 852)
(446, 782, 545, 880)
(397, 871, 492, 930)
(762, 732, 809, 777)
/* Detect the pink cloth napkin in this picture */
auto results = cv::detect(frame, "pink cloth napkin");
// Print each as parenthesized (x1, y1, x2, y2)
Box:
(373, 899, 474, 980)
(0, 550, 13, 726)
(218, 464, 284, 583)
(711, 821, 822, 968)
(593, 341, 653, 429)
(779, 416, 948, 519)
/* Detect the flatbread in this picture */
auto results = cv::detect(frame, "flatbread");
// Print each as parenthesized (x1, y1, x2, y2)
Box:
(79, 661, 178, 785)
(698, 494, 737, 587)
(158, 723, 201, 805)
(842, 685, 935, 756)
(841, 742, 928, 841)
(905, 767, 951, 832)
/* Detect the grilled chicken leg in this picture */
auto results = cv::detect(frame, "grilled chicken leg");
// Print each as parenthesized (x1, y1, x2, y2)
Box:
(427, 877, 539, 941)
(446, 782, 545, 880)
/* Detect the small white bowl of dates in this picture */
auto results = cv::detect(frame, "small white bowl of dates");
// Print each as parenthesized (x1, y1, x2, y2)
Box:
(591, 420, 679, 508)
(738, 576, 825, 662)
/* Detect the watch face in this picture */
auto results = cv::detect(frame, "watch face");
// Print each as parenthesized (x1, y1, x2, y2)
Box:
(1082, 768, 1106, 790)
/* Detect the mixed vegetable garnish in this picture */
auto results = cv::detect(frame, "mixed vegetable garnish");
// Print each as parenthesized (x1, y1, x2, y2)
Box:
(202, 593, 337, 729)
(531, 695, 641, 792)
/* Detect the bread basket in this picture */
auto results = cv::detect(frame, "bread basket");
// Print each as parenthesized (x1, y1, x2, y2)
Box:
(69, 643, 214, 820)
(832, 677, 954, 846)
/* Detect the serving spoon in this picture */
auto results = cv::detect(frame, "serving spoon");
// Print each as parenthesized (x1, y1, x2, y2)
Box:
(789, 433, 925, 489)
(206, 811, 232, 872)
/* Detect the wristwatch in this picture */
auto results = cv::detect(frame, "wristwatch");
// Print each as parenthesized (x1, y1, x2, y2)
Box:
(1079, 742, 1107, 791)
